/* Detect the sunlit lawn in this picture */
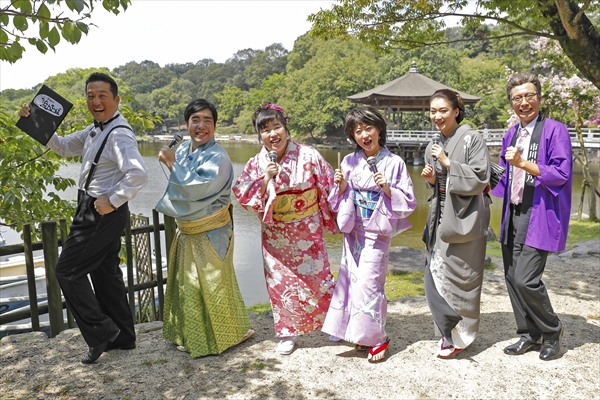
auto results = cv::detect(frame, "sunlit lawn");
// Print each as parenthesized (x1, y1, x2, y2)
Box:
(247, 219, 599, 313)
(566, 219, 600, 245)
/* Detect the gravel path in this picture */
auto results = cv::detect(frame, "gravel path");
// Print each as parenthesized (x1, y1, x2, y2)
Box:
(1, 242, 599, 400)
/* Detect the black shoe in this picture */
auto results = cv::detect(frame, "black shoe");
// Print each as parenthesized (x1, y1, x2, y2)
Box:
(540, 326, 564, 361)
(104, 342, 136, 352)
(82, 330, 120, 364)
(503, 337, 542, 355)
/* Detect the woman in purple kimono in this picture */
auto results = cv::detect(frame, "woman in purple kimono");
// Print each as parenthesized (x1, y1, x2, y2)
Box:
(322, 106, 416, 362)
(421, 89, 491, 358)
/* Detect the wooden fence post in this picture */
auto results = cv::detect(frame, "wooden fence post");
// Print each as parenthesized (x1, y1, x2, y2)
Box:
(124, 212, 135, 316)
(164, 215, 176, 266)
(59, 219, 76, 329)
(41, 221, 63, 337)
(152, 209, 165, 321)
(23, 224, 40, 332)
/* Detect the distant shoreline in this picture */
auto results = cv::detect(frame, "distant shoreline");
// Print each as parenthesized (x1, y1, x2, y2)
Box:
(144, 135, 600, 162)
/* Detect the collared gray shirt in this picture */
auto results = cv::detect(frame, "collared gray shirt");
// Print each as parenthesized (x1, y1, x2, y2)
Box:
(46, 112, 148, 207)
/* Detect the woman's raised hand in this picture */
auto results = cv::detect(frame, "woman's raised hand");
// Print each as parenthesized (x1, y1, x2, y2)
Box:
(264, 162, 279, 181)
(334, 168, 347, 193)
(431, 144, 450, 169)
(421, 164, 436, 185)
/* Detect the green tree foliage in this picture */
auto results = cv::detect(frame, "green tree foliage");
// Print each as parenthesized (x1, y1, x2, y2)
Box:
(0, 0, 131, 63)
(0, 68, 158, 237)
(279, 37, 380, 139)
(243, 43, 289, 88)
(113, 60, 176, 94)
(0, 108, 77, 239)
(216, 86, 245, 125)
(234, 73, 287, 134)
(147, 78, 195, 128)
(164, 62, 196, 78)
(376, 45, 464, 89)
(456, 55, 508, 129)
(308, 0, 600, 88)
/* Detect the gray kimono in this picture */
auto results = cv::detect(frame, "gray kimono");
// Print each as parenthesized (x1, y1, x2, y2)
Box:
(423, 125, 491, 349)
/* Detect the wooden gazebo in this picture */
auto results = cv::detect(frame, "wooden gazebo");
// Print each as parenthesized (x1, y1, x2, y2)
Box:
(348, 61, 481, 130)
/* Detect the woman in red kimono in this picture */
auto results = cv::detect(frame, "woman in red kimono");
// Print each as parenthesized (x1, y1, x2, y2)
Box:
(233, 104, 337, 355)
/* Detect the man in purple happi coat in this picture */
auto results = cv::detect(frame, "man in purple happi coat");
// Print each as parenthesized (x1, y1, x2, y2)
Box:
(491, 72, 572, 361)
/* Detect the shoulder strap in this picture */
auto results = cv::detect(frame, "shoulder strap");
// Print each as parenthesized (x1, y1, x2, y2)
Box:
(83, 124, 132, 192)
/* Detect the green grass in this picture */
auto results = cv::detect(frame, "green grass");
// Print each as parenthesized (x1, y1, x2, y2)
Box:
(488, 219, 598, 253)
(58, 385, 74, 395)
(385, 271, 425, 301)
(240, 360, 268, 373)
(245, 221, 598, 312)
(486, 241, 503, 258)
(567, 219, 600, 245)
(246, 303, 272, 315)
(142, 358, 168, 366)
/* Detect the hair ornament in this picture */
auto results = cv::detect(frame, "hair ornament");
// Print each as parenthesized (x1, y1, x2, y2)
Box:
(263, 103, 290, 123)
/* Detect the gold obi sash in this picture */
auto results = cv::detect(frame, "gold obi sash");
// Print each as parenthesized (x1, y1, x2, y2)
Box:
(272, 188, 319, 222)
(176, 204, 232, 234)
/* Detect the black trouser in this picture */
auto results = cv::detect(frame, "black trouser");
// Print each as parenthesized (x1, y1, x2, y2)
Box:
(55, 190, 135, 347)
(502, 206, 561, 342)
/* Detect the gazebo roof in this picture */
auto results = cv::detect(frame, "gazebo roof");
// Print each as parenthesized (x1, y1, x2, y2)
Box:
(348, 62, 481, 110)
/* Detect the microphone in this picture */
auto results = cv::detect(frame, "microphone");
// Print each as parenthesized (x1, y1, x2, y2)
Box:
(431, 133, 442, 161)
(516, 144, 524, 153)
(168, 133, 183, 148)
(268, 151, 278, 163)
(366, 156, 378, 173)
(268, 151, 278, 176)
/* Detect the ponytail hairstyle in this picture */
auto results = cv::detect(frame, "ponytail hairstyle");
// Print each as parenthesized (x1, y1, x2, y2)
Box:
(430, 89, 465, 123)
(252, 103, 290, 138)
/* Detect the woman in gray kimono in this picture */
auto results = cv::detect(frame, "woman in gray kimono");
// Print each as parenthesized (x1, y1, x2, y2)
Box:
(421, 89, 491, 358)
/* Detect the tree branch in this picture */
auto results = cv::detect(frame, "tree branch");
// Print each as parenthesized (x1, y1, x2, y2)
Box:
(353, 10, 555, 38)
(573, 0, 592, 25)
(384, 31, 559, 48)
(7, 149, 52, 170)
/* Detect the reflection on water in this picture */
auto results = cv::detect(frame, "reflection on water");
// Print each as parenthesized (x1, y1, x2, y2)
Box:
(5, 139, 598, 306)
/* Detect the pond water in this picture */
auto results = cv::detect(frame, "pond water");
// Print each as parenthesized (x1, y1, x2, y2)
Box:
(2, 139, 598, 306)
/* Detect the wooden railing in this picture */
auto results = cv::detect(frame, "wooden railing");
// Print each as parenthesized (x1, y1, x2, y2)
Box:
(386, 128, 600, 148)
(0, 210, 176, 338)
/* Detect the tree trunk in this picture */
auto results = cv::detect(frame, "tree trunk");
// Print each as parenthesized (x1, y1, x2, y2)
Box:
(537, 0, 600, 89)
(588, 175, 597, 221)
(578, 181, 586, 222)
(574, 120, 598, 221)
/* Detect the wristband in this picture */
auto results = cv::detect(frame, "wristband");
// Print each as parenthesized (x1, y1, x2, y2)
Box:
(109, 201, 117, 210)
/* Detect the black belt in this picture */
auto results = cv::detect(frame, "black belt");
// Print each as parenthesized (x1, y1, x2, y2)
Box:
(510, 203, 521, 215)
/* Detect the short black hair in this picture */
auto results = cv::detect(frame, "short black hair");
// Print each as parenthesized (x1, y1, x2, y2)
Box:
(506, 72, 542, 101)
(184, 99, 218, 125)
(86, 72, 118, 97)
(344, 106, 387, 152)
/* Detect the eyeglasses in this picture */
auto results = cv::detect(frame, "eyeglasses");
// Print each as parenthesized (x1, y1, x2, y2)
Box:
(511, 92, 538, 104)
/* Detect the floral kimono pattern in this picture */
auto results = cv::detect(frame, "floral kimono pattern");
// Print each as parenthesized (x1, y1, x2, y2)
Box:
(322, 147, 416, 347)
(233, 140, 337, 337)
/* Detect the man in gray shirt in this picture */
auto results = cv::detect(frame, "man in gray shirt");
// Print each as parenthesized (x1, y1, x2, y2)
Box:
(19, 72, 148, 364)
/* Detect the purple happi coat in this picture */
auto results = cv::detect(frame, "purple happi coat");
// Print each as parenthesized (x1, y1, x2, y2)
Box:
(491, 117, 572, 252)
(322, 147, 416, 347)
